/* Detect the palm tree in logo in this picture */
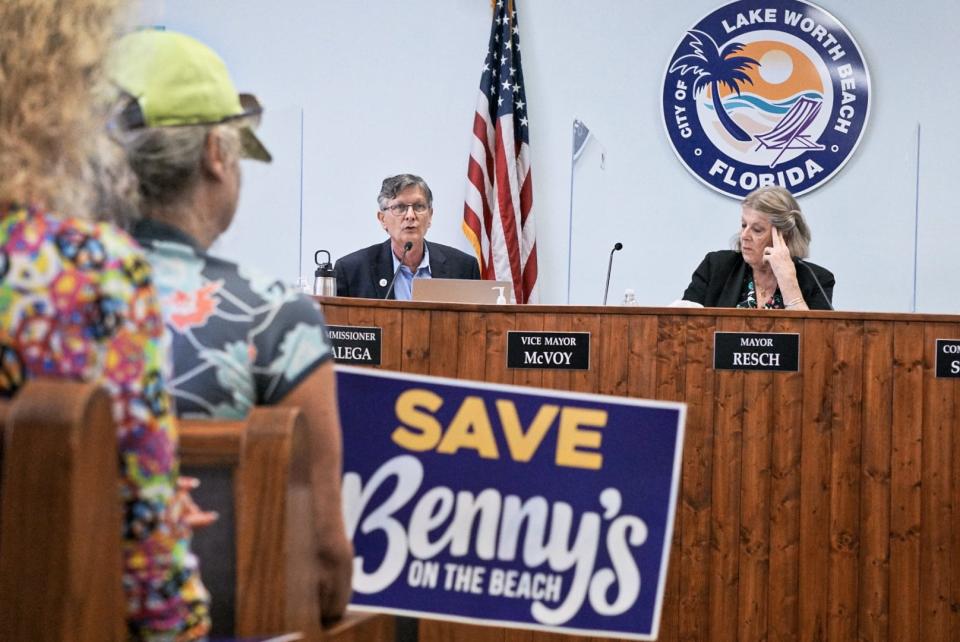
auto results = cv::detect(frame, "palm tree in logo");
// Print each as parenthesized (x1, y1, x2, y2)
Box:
(670, 29, 759, 142)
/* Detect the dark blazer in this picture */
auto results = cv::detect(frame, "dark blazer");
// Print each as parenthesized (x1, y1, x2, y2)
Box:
(333, 239, 481, 299)
(682, 250, 835, 309)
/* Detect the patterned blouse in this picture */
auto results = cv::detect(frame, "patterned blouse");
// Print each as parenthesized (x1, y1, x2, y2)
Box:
(132, 220, 333, 419)
(736, 268, 785, 309)
(0, 204, 209, 640)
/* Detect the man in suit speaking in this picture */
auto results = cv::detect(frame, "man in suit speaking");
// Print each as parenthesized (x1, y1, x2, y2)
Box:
(334, 174, 480, 299)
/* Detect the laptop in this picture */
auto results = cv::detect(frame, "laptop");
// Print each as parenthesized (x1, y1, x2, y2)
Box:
(412, 278, 513, 304)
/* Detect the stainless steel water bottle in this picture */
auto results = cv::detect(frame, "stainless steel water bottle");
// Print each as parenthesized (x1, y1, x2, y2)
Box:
(313, 249, 337, 296)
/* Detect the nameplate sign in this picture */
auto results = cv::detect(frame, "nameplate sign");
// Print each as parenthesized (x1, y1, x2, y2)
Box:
(713, 332, 800, 372)
(506, 331, 590, 370)
(327, 325, 382, 365)
(935, 339, 960, 378)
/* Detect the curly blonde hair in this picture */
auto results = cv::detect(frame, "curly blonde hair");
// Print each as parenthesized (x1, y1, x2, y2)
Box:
(0, 0, 128, 214)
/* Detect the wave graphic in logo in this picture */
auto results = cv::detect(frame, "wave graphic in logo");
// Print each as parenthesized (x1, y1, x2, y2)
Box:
(661, 0, 870, 198)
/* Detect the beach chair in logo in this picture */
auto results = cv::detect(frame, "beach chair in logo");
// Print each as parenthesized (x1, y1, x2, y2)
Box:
(754, 96, 825, 167)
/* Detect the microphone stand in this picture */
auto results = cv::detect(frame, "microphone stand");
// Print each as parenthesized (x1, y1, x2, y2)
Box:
(602, 242, 623, 305)
(796, 258, 834, 311)
(384, 241, 414, 300)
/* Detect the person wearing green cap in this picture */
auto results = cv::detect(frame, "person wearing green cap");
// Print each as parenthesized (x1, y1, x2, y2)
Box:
(0, 3, 214, 641)
(109, 29, 354, 627)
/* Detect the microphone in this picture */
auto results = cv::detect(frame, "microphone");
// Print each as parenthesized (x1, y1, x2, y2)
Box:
(384, 241, 414, 300)
(795, 258, 834, 311)
(602, 242, 623, 305)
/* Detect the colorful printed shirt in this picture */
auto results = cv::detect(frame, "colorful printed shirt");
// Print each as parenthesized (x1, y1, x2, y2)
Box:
(737, 268, 786, 309)
(0, 204, 209, 641)
(132, 220, 333, 419)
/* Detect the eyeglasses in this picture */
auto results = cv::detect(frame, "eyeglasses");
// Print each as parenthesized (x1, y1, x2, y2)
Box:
(382, 202, 430, 216)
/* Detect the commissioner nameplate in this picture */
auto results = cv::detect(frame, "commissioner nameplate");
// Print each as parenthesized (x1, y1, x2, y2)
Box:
(337, 366, 686, 640)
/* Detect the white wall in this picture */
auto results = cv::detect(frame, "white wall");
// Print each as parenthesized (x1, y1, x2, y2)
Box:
(141, 0, 960, 313)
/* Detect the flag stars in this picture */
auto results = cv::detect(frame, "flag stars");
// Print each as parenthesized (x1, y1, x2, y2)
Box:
(509, 66, 516, 76)
(516, 99, 525, 110)
(519, 116, 528, 127)
(502, 78, 512, 90)
(498, 96, 504, 106)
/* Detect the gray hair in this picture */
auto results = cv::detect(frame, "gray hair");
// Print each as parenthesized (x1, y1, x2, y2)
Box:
(736, 185, 812, 258)
(377, 174, 433, 210)
(116, 123, 241, 214)
(88, 133, 142, 231)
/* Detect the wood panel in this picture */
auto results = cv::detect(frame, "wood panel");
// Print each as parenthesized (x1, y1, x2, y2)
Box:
(457, 311, 487, 382)
(596, 314, 629, 397)
(920, 323, 955, 641)
(0, 381, 125, 642)
(401, 309, 432, 375)
(767, 316, 803, 642)
(316, 299, 960, 642)
(827, 320, 863, 641)
(677, 314, 716, 642)
(859, 320, 893, 641)
(890, 322, 924, 642)
(485, 311, 516, 386)
(429, 309, 461, 377)
(655, 314, 688, 642)
(708, 316, 743, 641)
(798, 318, 832, 642)
(738, 315, 774, 641)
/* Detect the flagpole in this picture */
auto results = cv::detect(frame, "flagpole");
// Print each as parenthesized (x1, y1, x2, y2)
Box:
(566, 120, 576, 304)
(911, 122, 921, 312)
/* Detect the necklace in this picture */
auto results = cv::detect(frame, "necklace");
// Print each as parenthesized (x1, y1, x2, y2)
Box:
(755, 276, 777, 304)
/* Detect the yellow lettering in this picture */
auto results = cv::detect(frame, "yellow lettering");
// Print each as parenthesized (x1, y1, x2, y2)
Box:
(497, 400, 559, 462)
(555, 407, 606, 469)
(437, 396, 499, 458)
(392, 389, 443, 451)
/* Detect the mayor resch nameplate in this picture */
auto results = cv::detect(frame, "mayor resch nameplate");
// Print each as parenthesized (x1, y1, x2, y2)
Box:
(327, 325, 382, 365)
(507, 331, 590, 370)
(714, 332, 800, 372)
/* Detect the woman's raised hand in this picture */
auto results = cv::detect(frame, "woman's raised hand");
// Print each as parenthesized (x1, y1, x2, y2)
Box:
(762, 227, 797, 286)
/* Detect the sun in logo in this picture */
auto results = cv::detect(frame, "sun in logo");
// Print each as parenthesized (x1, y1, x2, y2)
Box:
(671, 29, 831, 169)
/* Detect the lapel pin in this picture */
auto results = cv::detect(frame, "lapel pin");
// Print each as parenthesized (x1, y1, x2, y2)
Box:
(379, 278, 388, 287)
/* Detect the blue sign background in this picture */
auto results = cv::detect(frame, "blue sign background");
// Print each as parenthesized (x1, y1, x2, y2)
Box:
(338, 366, 685, 639)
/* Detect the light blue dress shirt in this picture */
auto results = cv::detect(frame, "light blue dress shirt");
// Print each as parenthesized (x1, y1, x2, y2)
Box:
(391, 244, 432, 300)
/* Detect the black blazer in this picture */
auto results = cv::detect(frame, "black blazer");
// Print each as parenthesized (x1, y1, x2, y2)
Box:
(682, 250, 835, 309)
(333, 239, 481, 299)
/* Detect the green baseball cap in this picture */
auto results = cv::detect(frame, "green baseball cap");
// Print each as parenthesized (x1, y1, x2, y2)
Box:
(109, 29, 271, 162)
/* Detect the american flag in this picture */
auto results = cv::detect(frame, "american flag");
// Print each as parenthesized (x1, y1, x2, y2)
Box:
(462, 0, 537, 304)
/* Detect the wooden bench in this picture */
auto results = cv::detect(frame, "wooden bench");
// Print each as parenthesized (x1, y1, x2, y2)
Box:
(0, 380, 125, 642)
(179, 409, 394, 641)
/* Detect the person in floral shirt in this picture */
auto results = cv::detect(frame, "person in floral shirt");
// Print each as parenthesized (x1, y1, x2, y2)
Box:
(0, 3, 210, 639)
(109, 29, 353, 623)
